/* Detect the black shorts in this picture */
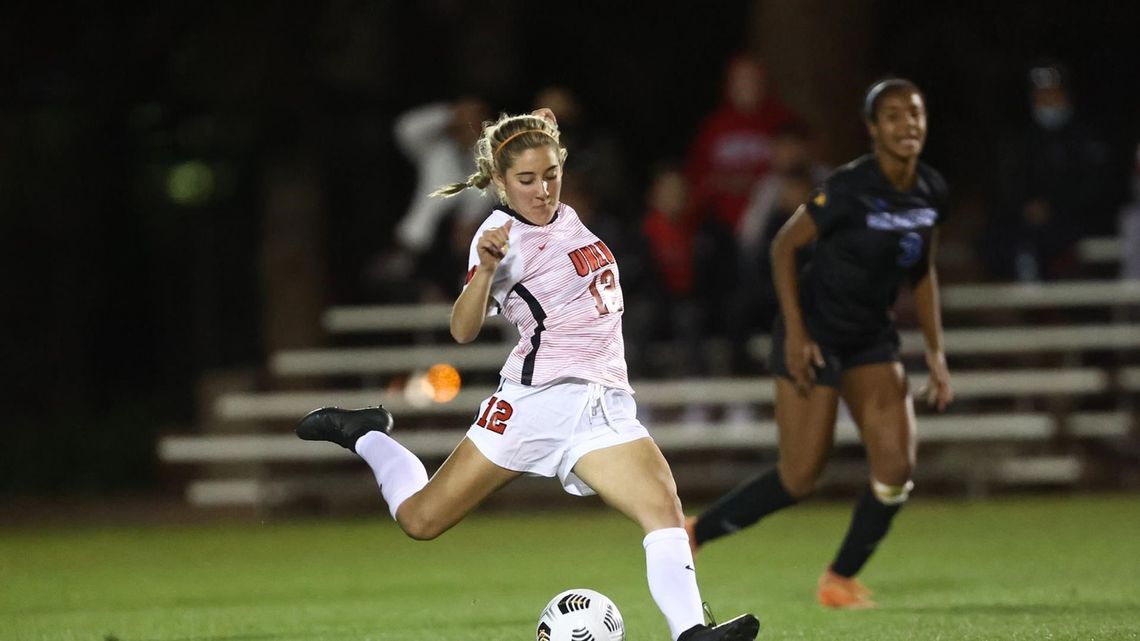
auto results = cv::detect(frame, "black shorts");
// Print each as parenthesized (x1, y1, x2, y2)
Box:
(768, 316, 900, 388)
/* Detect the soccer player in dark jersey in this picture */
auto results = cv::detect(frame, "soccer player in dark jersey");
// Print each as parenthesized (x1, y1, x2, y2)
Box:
(685, 79, 954, 609)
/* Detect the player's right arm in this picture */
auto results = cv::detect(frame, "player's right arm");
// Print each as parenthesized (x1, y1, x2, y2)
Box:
(771, 205, 824, 393)
(451, 220, 513, 343)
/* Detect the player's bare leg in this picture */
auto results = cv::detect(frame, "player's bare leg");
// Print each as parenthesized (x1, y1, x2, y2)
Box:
(686, 379, 838, 558)
(572, 437, 683, 532)
(819, 361, 915, 608)
(297, 407, 519, 541)
(573, 438, 759, 641)
(844, 362, 916, 489)
(774, 378, 841, 499)
(393, 438, 521, 540)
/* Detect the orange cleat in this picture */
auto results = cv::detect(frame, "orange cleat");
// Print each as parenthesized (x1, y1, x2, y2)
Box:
(684, 516, 700, 559)
(816, 568, 876, 609)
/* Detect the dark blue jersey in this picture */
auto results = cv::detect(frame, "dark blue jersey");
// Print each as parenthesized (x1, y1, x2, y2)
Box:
(800, 154, 948, 345)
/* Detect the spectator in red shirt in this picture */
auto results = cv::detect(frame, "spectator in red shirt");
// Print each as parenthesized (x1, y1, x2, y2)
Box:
(643, 165, 694, 297)
(686, 55, 801, 231)
(687, 55, 802, 360)
(625, 163, 704, 378)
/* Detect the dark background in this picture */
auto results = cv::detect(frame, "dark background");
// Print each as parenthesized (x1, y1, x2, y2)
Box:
(1, 0, 1137, 495)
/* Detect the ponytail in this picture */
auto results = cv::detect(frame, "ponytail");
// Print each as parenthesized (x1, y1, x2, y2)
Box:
(428, 171, 493, 198)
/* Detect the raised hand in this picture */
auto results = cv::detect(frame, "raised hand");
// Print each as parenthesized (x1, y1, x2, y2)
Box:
(531, 107, 557, 126)
(476, 219, 513, 271)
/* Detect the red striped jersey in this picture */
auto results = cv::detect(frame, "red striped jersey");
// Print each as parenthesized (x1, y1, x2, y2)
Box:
(464, 203, 631, 392)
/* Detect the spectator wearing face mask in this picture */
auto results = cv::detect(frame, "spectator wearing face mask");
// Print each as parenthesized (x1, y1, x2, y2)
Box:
(985, 62, 1111, 282)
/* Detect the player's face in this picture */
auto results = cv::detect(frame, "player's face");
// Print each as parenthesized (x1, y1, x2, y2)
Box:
(869, 91, 927, 160)
(498, 145, 563, 224)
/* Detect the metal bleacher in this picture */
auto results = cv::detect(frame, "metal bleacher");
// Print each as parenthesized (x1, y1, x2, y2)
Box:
(158, 263, 1140, 509)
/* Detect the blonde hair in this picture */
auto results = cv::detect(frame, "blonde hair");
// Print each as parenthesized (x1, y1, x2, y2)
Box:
(430, 112, 568, 203)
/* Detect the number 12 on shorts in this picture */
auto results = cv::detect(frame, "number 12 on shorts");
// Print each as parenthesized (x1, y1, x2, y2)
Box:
(477, 396, 514, 434)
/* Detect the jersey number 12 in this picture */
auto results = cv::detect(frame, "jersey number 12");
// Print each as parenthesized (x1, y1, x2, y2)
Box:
(589, 268, 624, 316)
(477, 396, 514, 434)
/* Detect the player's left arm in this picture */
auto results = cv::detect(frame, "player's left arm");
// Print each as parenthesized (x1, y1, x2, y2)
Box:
(913, 228, 953, 411)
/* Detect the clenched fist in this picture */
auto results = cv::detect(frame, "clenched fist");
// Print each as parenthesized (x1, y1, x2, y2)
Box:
(476, 219, 513, 271)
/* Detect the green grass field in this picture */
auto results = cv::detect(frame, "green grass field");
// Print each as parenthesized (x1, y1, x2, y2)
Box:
(2, 495, 1138, 641)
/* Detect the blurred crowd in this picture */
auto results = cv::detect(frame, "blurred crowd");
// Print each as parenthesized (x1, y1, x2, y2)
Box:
(364, 55, 1138, 378)
(4, 2, 1138, 494)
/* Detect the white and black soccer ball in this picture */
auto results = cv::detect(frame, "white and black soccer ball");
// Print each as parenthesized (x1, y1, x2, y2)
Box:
(536, 588, 625, 641)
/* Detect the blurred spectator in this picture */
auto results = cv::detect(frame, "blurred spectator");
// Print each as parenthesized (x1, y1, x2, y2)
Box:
(737, 123, 829, 264)
(686, 55, 801, 231)
(641, 164, 694, 305)
(368, 98, 491, 300)
(730, 164, 820, 361)
(730, 123, 828, 373)
(416, 205, 483, 304)
(534, 85, 631, 216)
(624, 163, 704, 378)
(1121, 142, 1140, 280)
(988, 63, 1110, 281)
(685, 55, 801, 355)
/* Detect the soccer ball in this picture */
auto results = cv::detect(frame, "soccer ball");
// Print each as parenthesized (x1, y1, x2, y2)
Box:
(536, 588, 625, 641)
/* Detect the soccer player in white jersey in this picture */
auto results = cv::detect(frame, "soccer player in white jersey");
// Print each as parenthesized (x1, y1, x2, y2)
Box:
(297, 108, 759, 641)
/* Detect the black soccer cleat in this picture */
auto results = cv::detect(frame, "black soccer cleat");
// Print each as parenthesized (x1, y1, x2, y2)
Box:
(296, 406, 394, 452)
(677, 614, 760, 641)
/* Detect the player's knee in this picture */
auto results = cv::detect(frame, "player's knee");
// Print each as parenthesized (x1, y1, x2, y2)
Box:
(664, 492, 685, 524)
(874, 456, 914, 488)
(871, 477, 914, 505)
(778, 463, 822, 499)
(401, 519, 443, 541)
(638, 489, 684, 531)
(397, 508, 445, 541)
(654, 491, 686, 525)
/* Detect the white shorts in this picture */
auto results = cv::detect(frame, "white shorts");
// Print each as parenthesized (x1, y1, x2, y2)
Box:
(464, 378, 651, 496)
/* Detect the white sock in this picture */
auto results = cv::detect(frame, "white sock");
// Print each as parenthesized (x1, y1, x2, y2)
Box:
(643, 527, 705, 640)
(354, 431, 428, 520)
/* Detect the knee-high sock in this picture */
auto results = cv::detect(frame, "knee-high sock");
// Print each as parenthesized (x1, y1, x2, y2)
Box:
(644, 527, 705, 640)
(354, 431, 428, 520)
(693, 468, 798, 546)
(830, 485, 902, 577)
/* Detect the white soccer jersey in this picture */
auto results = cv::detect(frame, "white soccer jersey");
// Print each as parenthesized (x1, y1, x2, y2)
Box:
(464, 203, 631, 392)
